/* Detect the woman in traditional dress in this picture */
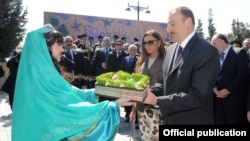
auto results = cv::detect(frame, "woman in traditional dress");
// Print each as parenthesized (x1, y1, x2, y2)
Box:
(11, 24, 133, 141)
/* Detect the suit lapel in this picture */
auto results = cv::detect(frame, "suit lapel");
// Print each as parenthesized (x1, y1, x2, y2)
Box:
(171, 51, 183, 72)
(220, 46, 233, 72)
(163, 44, 178, 77)
(162, 44, 176, 78)
(147, 56, 163, 73)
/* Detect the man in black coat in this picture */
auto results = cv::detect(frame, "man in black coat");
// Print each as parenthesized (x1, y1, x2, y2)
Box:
(61, 36, 92, 89)
(142, 6, 220, 125)
(212, 34, 249, 125)
(106, 39, 128, 72)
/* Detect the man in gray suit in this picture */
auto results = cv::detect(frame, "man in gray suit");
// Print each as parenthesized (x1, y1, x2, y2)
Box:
(142, 6, 220, 124)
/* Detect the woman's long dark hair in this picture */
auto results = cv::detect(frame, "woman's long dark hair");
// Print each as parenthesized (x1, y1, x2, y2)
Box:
(43, 31, 72, 82)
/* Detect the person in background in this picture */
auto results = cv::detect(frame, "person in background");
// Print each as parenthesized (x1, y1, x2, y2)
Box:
(113, 35, 119, 42)
(11, 24, 134, 141)
(92, 36, 114, 102)
(121, 36, 128, 45)
(134, 42, 142, 56)
(230, 34, 243, 48)
(94, 35, 103, 49)
(106, 39, 128, 72)
(123, 43, 130, 53)
(242, 38, 250, 124)
(92, 36, 113, 76)
(77, 34, 89, 50)
(242, 38, 250, 67)
(142, 6, 220, 125)
(121, 45, 138, 74)
(61, 36, 92, 89)
(88, 36, 94, 49)
(111, 35, 119, 48)
(1, 45, 22, 109)
(133, 37, 139, 43)
(87, 36, 95, 61)
(211, 34, 249, 125)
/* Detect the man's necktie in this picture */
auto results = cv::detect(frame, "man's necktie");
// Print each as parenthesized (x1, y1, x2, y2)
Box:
(129, 57, 133, 67)
(117, 52, 121, 58)
(220, 53, 225, 70)
(66, 51, 72, 60)
(105, 48, 109, 57)
(65, 50, 74, 74)
(175, 45, 183, 62)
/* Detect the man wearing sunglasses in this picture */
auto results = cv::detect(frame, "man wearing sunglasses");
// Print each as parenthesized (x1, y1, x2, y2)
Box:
(106, 39, 128, 72)
(143, 6, 220, 125)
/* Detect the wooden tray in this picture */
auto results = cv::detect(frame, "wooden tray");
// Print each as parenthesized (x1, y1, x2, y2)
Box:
(95, 85, 146, 102)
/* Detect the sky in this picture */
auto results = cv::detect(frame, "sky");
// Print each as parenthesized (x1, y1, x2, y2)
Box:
(22, 0, 250, 37)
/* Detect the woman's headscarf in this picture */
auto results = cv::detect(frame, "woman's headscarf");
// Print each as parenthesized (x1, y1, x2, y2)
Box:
(11, 24, 120, 141)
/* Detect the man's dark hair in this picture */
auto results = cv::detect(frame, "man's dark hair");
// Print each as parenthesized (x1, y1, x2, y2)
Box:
(179, 6, 195, 26)
(89, 36, 94, 40)
(98, 35, 103, 39)
(134, 37, 139, 42)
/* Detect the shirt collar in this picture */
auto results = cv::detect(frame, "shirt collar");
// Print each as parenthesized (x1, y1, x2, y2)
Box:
(179, 31, 195, 49)
(222, 45, 231, 55)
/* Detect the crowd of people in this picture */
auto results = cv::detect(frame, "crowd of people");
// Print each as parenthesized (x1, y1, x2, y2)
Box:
(0, 5, 250, 141)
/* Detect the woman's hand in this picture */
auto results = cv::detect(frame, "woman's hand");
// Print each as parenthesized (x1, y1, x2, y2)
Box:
(116, 95, 134, 107)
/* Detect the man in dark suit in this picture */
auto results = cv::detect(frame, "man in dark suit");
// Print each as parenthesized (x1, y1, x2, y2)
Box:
(61, 36, 92, 89)
(92, 36, 114, 102)
(211, 34, 249, 125)
(121, 45, 138, 74)
(94, 35, 103, 49)
(242, 38, 250, 67)
(92, 36, 113, 76)
(142, 6, 220, 125)
(106, 39, 128, 72)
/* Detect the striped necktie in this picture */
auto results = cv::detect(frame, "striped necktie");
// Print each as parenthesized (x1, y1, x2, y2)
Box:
(117, 52, 121, 58)
(175, 45, 183, 62)
(129, 57, 133, 67)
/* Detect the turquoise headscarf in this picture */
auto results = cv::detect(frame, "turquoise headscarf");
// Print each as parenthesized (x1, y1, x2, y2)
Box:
(11, 24, 120, 141)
